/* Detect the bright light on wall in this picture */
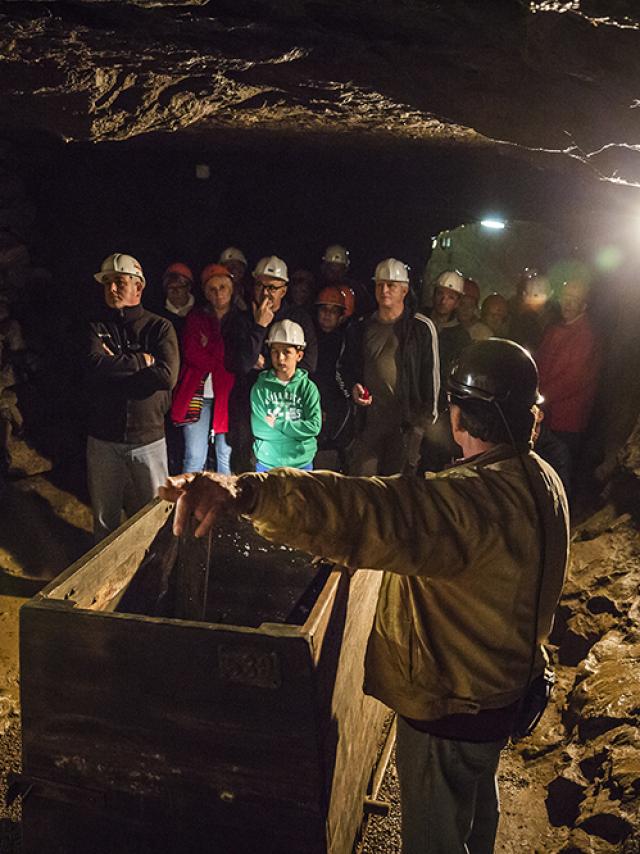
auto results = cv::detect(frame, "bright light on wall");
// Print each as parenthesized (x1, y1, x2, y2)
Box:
(480, 218, 506, 230)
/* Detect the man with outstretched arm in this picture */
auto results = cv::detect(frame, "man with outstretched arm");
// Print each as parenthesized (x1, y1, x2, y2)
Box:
(159, 339, 569, 854)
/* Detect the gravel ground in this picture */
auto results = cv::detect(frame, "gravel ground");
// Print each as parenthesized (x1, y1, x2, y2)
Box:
(360, 744, 401, 854)
(0, 590, 23, 854)
(0, 719, 21, 854)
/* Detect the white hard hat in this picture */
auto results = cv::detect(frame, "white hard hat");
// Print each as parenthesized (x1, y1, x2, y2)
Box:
(373, 258, 410, 284)
(219, 246, 248, 266)
(94, 253, 145, 285)
(322, 244, 350, 268)
(253, 255, 289, 283)
(266, 319, 306, 349)
(435, 270, 465, 295)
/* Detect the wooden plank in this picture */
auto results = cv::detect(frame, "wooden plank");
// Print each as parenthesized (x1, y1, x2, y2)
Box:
(303, 571, 343, 667)
(22, 791, 328, 854)
(115, 519, 178, 617)
(37, 499, 174, 611)
(371, 716, 397, 800)
(304, 568, 387, 854)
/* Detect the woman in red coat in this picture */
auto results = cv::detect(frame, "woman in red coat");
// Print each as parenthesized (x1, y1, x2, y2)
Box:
(171, 264, 236, 473)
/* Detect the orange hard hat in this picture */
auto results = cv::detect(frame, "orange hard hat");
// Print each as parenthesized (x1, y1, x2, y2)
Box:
(315, 286, 347, 310)
(463, 277, 480, 303)
(163, 262, 194, 284)
(200, 263, 233, 286)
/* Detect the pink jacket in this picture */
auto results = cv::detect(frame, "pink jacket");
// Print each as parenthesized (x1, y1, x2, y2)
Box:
(170, 309, 235, 434)
(536, 313, 600, 433)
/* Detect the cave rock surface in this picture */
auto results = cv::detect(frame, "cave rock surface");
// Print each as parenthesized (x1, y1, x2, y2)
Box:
(2, 1, 640, 184)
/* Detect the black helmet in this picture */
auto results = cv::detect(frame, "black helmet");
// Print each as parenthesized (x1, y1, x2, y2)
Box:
(448, 338, 543, 408)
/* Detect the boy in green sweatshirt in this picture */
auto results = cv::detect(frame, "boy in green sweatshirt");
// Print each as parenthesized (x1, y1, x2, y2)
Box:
(250, 320, 322, 471)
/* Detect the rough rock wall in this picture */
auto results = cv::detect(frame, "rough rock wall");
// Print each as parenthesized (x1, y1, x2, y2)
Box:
(0, 142, 52, 478)
(513, 433, 640, 851)
(2, 2, 640, 185)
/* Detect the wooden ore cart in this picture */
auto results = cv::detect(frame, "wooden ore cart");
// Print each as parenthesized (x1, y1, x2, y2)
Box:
(16, 499, 389, 853)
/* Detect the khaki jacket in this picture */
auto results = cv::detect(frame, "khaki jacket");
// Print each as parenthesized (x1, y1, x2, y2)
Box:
(240, 444, 569, 721)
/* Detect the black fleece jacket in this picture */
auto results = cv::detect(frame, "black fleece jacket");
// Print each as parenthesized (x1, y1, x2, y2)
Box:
(86, 304, 179, 444)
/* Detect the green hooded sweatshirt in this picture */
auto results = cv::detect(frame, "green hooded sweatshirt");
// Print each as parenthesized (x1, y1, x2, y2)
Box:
(250, 368, 322, 468)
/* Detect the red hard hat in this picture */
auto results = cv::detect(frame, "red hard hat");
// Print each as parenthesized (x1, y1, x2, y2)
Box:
(463, 277, 480, 303)
(338, 285, 355, 319)
(315, 286, 347, 310)
(163, 262, 194, 284)
(200, 263, 233, 286)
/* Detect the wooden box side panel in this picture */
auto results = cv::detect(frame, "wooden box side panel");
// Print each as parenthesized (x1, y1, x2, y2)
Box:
(21, 791, 327, 854)
(306, 569, 387, 854)
(20, 604, 326, 823)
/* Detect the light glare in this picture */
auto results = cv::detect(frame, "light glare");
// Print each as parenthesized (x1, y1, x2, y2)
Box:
(480, 218, 506, 230)
(594, 245, 623, 272)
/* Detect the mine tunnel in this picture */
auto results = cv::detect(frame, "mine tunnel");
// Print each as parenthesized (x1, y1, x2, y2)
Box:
(2, 1, 640, 852)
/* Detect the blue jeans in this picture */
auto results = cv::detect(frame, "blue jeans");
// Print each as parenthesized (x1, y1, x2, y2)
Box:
(182, 399, 232, 474)
(212, 432, 232, 475)
(255, 460, 313, 472)
(87, 435, 168, 543)
(396, 716, 506, 854)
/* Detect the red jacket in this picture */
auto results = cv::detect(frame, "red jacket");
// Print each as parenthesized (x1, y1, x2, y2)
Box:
(536, 313, 600, 433)
(171, 309, 235, 433)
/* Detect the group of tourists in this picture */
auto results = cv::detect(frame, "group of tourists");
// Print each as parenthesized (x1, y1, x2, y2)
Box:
(83, 238, 601, 853)
(85, 244, 600, 542)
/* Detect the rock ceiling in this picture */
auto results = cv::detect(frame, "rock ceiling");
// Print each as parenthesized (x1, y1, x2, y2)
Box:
(1, 1, 640, 186)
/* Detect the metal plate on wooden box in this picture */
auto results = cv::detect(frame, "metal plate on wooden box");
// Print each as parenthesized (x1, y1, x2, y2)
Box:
(218, 645, 282, 689)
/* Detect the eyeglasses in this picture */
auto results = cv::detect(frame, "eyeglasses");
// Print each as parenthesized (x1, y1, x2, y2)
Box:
(258, 284, 286, 294)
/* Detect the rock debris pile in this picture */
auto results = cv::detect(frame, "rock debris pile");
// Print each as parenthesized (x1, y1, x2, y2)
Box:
(516, 431, 640, 851)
